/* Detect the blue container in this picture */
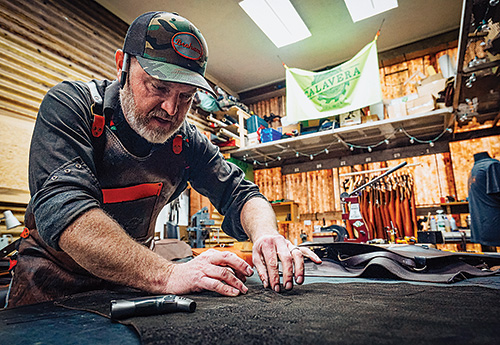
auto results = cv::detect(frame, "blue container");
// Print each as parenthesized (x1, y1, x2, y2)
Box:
(246, 115, 268, 133)
(260, 128, 282, 143)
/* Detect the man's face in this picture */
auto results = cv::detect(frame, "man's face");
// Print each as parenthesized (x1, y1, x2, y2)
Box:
(119, 58, 197, 144)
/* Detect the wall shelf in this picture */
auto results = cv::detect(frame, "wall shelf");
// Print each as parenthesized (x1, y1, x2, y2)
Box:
(271, 201, 300, 224)
(213, 106, 251, 150)
(227, 108, 454, 164)
(453, 0, 500, 126)
(440, 201, 469, 215)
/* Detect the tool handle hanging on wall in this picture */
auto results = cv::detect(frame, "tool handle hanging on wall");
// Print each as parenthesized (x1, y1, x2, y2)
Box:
(349, 161, 407, 197)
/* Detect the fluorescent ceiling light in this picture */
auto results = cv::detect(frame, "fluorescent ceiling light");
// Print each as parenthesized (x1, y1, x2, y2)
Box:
(239, 0, 311, 48)
(345, 0, 398, 23)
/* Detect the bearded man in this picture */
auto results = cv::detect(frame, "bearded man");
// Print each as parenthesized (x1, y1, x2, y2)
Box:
(7, 11, 320, 307)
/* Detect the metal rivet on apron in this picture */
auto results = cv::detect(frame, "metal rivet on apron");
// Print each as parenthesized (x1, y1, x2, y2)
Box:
(51, 175, 58, 180)
(75, 164, 82, 169)
(64, 169, 71, 173)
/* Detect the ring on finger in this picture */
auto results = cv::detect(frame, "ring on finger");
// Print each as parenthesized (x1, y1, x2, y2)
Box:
(290, 246, 301, 254)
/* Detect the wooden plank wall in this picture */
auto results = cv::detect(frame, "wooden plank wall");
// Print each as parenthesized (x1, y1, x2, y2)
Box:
(253, 152, 459, 244)
(0, 0, 126, 209)
(380, 48, 458, 100)
(254, 167, 284, 202)
(0, 0, 129, 235)
(248, 95, 286, 119)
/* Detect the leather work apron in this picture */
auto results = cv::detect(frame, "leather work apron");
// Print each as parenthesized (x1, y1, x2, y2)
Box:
(8, 122, 190, 307)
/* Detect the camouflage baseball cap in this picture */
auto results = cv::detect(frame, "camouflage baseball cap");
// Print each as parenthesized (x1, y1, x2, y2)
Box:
(123, 11, 215, 96)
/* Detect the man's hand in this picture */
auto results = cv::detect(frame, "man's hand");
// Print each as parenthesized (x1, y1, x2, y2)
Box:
(164, 249, 254, 296)
(241, 197, 322, 292)
(60, 209, 253, 298)
(252, 235, 322, 292)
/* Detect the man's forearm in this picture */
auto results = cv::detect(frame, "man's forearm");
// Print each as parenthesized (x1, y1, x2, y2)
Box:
(59, 208, 173, 293)
(241, 197, 279, 242)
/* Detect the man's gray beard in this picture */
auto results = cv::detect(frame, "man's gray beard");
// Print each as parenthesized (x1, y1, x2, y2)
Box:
(119, 83, 181, 144)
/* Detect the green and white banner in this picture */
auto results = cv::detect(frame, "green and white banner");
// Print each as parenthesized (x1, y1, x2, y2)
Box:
(284, 39, 382, 124)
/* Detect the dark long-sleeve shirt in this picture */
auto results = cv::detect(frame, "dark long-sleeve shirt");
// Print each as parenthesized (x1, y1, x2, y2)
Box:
(7, 79, 265, 307)
(27, 79, 263, 248)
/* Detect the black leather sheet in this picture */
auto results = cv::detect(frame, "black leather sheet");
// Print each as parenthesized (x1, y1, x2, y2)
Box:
(303, 243, 500, 283)
(48, 281, 500, 345)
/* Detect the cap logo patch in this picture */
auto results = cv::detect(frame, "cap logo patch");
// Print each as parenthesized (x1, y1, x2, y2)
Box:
(171, 32, 203, 60)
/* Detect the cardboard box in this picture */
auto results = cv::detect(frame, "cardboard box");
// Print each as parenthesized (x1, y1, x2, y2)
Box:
(281, 123, 300, 134)
(421, 72, 443, 85)
(361, 114, 380, 124)
(340, 110, 362, 127)
(301, 119, 321, 128)
(417, 77, 447, 98)
(406, 94, 436, 115)
(387, 103, 407, 118)
(384, 93, 419, 118)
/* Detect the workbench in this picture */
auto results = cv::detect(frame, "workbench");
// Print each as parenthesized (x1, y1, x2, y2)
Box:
(2, 269, 499, 345)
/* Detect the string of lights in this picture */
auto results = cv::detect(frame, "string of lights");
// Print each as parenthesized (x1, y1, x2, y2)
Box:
(241, 125, 454, 166)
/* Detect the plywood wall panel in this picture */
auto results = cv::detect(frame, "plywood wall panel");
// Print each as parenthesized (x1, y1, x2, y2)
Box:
(254, 167, 283, 202)
(406, 57, 424, 94)
(332, 168, 342, 211)
(249, 95, 286, 118)
(389, 155, 453, 206)
(306, 170, 335, 213)
(0, 113, 34, 203)
(253, 168, 342, 244)
(283, 172, 309, 214)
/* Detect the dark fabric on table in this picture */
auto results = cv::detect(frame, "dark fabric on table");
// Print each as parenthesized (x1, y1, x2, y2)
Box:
(53, 281, 500, 345)
(303, 242, 500, 283)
